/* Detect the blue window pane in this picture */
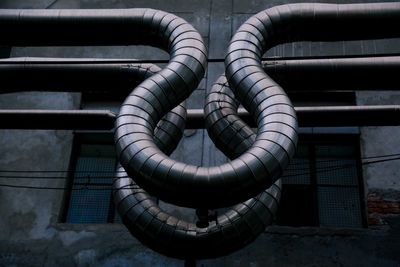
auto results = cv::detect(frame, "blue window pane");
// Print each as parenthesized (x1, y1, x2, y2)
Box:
(66, 144, 116, 224)
(66, 186, 112, 223)
(73, 157, 116, 185)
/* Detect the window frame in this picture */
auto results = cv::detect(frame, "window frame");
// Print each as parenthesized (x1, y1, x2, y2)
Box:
(277, 133, 368, 228)
(61, 132, 367, 228)
(60, 131, 118, 224)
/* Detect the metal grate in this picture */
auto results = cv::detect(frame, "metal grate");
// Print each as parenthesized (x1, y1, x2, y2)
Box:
(66, 144, 116, 223)
(278, 136, 365, 228)
(282, 158, 311, 184)
(316, 158, 358, 186)
(66, 185, 113, 224)
(282, 145, 311, 185)
(318, 187, 363, 228)
(316, 145, 359, 186)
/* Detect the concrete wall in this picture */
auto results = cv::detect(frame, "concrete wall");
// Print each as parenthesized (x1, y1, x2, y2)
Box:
(0, 0, 399, 266)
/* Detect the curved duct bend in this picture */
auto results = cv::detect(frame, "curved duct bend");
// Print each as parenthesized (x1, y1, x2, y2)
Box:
(116, 12, 291, 209)
(114, 103, 280, 259)
(114, 168, 281, 259)
(112, 3, 400, 259)
(117, 2, 400, 209)
(113, 62, 281, 259)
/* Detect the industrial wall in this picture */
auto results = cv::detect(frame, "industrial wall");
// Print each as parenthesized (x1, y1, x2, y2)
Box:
(0, 0, 399, 266)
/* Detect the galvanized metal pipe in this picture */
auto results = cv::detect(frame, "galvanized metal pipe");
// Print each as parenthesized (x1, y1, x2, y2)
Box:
(0, 3, 399, 47)
(1, 3, 400, 259)
(204, 2, 400, 257)
(0, 106, 398, 130)
(116, 2, 400, 211)
(0, 56, 399, 93)
(0, 9, 203, 46)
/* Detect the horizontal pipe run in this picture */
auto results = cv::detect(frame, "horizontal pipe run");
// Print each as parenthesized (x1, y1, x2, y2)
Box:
(0, 109, 116, 130)
(1, 4, 400, 258)
(0, 9, 194, 46)
(264, 56, 400, 91)
(0, 4, 399, 47)
(189, 106, 400, 128)
(0, 106, 398, 130)
(0, 56, 399, 93)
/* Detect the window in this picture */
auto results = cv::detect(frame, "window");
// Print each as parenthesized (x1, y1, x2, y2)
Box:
(62, 133, 120, 223)
(63, 132, 366, 228)
(276, 134, 367, 228)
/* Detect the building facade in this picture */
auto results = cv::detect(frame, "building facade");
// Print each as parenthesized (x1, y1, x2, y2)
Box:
(0, 0, 399, 266)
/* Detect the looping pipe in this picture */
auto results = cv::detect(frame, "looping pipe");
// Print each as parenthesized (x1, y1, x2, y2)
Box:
(114, 65, 281, 260)
(1, 4, 399, 260)
(114, 9, 214, 208)
(116, 3, 400, 208)
(114, 2, 400, 259)
(114, 103, 280, 258)
(114, 168, 281, 259)
(116, 7, 294, 208)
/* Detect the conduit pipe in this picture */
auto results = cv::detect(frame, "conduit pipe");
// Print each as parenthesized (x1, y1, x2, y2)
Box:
(202, 2, 400, 257)
(0, 105, 399, 130)
(0, 58, 166, 95)
(0, 56, 400, 93)
(205, 2, 400, 209)
(114, 166, 281, 259)
(0, 4, 399, 47)
(1, 3, 400, 259)
(114, 2, 400, 258)
(101, 61, 281, 259)
(121, 2, 400, 209)
(0, 4, 399, 208)
(114, 102, 281, 258)
(149, 2, 400, 208)
(94, 65, 281, 259)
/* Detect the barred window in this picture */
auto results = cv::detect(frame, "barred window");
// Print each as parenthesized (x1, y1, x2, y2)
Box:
(63, 133, 366, 228)
(62, 133, 120, 223)
(276, 134, 367, 228)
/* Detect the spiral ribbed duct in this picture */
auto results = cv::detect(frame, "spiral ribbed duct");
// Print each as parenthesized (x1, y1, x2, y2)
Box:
(112, 61, 281, 259)
(0, 2, 399, 261)
(115, 8, 293, 208)
(113, 2, 400, 259)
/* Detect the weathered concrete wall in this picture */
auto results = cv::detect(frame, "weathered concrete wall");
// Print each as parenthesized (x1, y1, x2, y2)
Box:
(1, 223, 400, 267)
(358, 92, 400, 192)
(0, 0, 400, 266)
(0, 92, 80, 241)
(357, 92, 400, 226)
